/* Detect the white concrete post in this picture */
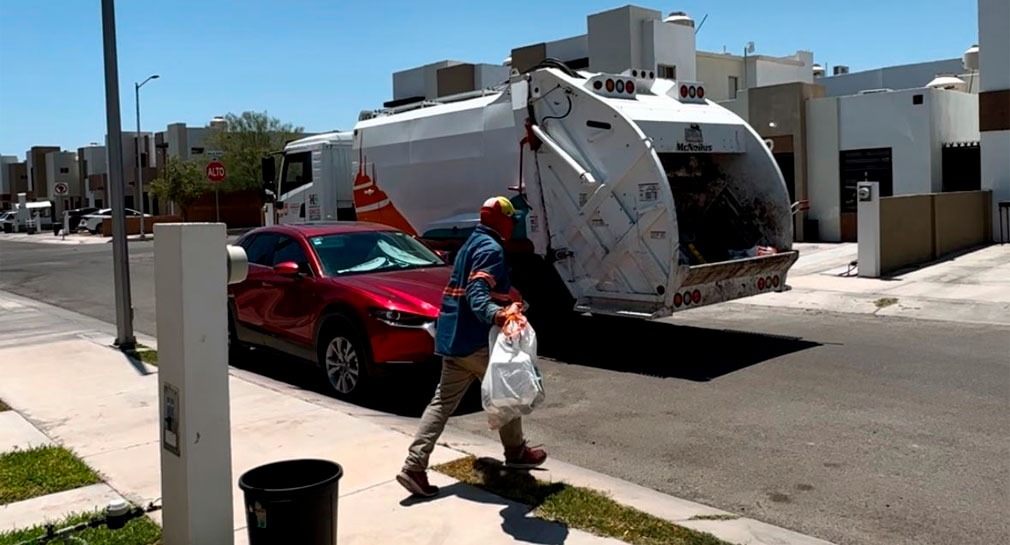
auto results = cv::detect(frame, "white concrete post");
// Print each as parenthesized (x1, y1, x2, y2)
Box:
(155, 223, 234, 545)
(857, 182, 880, 278)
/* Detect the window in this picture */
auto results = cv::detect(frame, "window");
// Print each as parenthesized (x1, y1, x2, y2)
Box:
(310, 231, 443, 276)
(280, 152, 312, 196)
(59, 167, 70, 174)
(912, 94, 924, 105)
(658, 64, 677, 80)
(728, 76, 739, 99)
(273, 235, 312, 275)
(242, 233, 279, 266)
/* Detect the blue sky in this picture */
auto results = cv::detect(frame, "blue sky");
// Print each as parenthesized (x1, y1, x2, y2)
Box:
(0, 0, 979, 156)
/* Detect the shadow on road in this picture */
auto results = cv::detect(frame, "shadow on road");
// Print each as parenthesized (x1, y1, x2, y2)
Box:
(229, 347, 481, 418)
(538, 314, 821, 382)
(231, 315, 821, 416)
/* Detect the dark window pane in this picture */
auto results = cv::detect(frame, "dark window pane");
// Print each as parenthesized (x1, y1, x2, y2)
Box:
(244, 233, 278, 266)
(273, 235, 311, 274)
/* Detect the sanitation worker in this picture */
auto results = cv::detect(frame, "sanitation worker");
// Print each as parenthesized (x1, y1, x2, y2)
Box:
(397, 196, 547, 497)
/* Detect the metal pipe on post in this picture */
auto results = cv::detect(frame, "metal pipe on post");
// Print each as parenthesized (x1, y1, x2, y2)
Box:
(100, 0, 135, 348)
(135, 74, 158, 240)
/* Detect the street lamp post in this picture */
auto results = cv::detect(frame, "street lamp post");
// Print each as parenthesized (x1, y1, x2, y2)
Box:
(135, 74, 159, 240)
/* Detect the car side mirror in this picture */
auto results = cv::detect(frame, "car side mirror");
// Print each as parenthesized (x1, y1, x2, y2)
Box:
(435, 250, 450, 264)
(261, 156, 276, 186)
(273, 261, 300, 276)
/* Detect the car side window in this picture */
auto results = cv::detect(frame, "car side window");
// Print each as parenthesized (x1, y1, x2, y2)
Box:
(243, 233, 278, 267)
(273, 235, 311, 275)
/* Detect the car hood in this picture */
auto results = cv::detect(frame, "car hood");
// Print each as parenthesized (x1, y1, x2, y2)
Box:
(332, 266, 450, 317)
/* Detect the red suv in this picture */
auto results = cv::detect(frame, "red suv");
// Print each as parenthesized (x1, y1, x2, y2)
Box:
(228, 223, 450, 398)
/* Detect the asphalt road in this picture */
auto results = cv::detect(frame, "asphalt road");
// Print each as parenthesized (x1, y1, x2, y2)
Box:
(1, 237, 1007, 545)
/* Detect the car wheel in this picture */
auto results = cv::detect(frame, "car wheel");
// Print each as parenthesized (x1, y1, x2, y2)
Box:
(318, 318, 370, 399)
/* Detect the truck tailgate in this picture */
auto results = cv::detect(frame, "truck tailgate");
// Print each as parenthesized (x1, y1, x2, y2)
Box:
(671, 251, 799, 312)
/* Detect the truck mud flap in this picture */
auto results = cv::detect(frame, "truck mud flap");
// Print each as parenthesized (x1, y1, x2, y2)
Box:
(669, 251, 799, 313)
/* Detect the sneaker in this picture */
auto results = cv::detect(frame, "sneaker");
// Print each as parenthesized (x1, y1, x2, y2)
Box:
(504, 443, 548, 469)
(396, 469, 439, 497)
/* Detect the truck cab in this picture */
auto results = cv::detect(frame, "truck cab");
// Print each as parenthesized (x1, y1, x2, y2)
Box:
(264, 131, 355, 225)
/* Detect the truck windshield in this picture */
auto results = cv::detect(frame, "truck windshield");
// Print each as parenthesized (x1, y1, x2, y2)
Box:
(309, 231, 443, 276)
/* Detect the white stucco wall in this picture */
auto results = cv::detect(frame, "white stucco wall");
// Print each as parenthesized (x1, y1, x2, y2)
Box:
(819, 58, 964, 97)
(697, 53, 745, 102)
(838, 90, 934, 196)
(929, 89, 981, 191)
(755, 53, 814, 88)
(979, 0, 1009, 241)
(44, 151, 80, 198)
(643, 19, 696, 81)
(805, 97, 841, 241)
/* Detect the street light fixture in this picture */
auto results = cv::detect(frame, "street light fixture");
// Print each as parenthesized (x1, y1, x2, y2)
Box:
(135, 74, 159, 240)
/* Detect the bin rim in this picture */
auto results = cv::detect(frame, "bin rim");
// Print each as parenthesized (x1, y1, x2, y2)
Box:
(238, 458, 343, 494)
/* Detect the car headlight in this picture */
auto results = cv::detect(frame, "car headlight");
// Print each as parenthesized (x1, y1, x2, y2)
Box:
(369, 308, 434, 328)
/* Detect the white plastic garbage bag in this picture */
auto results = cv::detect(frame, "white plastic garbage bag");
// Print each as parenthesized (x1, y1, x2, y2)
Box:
(481, 321, 544, 430)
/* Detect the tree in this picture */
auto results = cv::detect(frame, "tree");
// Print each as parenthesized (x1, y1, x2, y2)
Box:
(206, 111, 303, 193)
(151, 156, 208, 220)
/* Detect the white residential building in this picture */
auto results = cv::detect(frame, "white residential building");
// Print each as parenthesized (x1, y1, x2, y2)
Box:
(44, 150, 81, 217)
(78, 144, 107, 208)
(817, 57, 975, 97)
(806, 87, 980, 242)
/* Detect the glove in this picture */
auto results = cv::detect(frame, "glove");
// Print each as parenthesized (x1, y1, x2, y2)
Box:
(493, 308, 508, 327)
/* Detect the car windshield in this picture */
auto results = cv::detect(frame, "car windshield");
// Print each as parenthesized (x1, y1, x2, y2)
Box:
(309, 231, 443, 276)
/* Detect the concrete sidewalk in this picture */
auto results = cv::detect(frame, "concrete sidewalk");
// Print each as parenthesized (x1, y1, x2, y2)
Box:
(0, 289, 833, 545)
(729, 243, 1010, 326)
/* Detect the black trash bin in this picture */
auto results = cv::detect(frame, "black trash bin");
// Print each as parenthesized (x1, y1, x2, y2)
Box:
(239, 459, 342, 545)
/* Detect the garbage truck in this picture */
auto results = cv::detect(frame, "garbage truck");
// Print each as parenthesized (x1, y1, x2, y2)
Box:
(264, 63, 798, 319)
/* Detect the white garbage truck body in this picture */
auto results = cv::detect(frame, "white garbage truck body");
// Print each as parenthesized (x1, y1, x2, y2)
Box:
(269, 67, 797, 318)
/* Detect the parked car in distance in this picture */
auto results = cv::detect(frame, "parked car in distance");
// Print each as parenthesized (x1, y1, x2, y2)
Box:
(77, 208, 144, 234)
(0, 211, 15, 232)
(228, 222, 451, 398)
(64, 207, 100, 232)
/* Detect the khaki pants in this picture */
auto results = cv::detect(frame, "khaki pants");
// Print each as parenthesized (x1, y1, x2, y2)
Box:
(404, 348, 524, 471)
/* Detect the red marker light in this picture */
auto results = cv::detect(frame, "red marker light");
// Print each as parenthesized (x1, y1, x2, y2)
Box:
(680, 85, 689, 98)
(692, 290, 701, 303)
(758, 278, 766, 290)
(697, 86, 705, 99)
(626, 80, 635, 93)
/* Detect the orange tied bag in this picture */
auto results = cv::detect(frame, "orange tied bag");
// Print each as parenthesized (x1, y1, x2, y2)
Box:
(501, 303, 527, 340)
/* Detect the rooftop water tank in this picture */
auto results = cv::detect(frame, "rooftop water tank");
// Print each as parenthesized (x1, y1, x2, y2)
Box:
(812, 64, 825, 78)
(963, 45, 979, 71)
(926, 75, 968, 92)
(664, 11, 695, 27)
(209, 116, 227, 129)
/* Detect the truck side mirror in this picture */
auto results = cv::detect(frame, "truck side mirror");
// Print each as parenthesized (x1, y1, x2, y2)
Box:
(261, 156, 276, 186)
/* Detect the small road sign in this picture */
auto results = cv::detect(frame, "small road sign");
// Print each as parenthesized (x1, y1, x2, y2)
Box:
(54, 182, 69, 196)
(206, 161, 226, 184)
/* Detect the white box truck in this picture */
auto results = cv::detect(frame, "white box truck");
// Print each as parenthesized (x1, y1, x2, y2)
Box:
(264, 64, 798, 319)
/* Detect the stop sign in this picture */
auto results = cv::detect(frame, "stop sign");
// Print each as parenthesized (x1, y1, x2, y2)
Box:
(206, 161, 226, 183)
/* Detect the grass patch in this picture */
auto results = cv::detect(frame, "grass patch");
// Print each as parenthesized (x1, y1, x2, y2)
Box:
(0, 446, 101, 505)
(688, 514, 740, 521)
(0, 399, 9, 412)
(434, 456, 730, 545)
(0, 510, 161, 545)
(122, 345, 158, 366)
(873, 297, 899, 309)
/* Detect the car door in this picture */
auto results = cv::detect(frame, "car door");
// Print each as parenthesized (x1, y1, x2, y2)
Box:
(260, 234, 319, 357)
(232, 233, 279, 332)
